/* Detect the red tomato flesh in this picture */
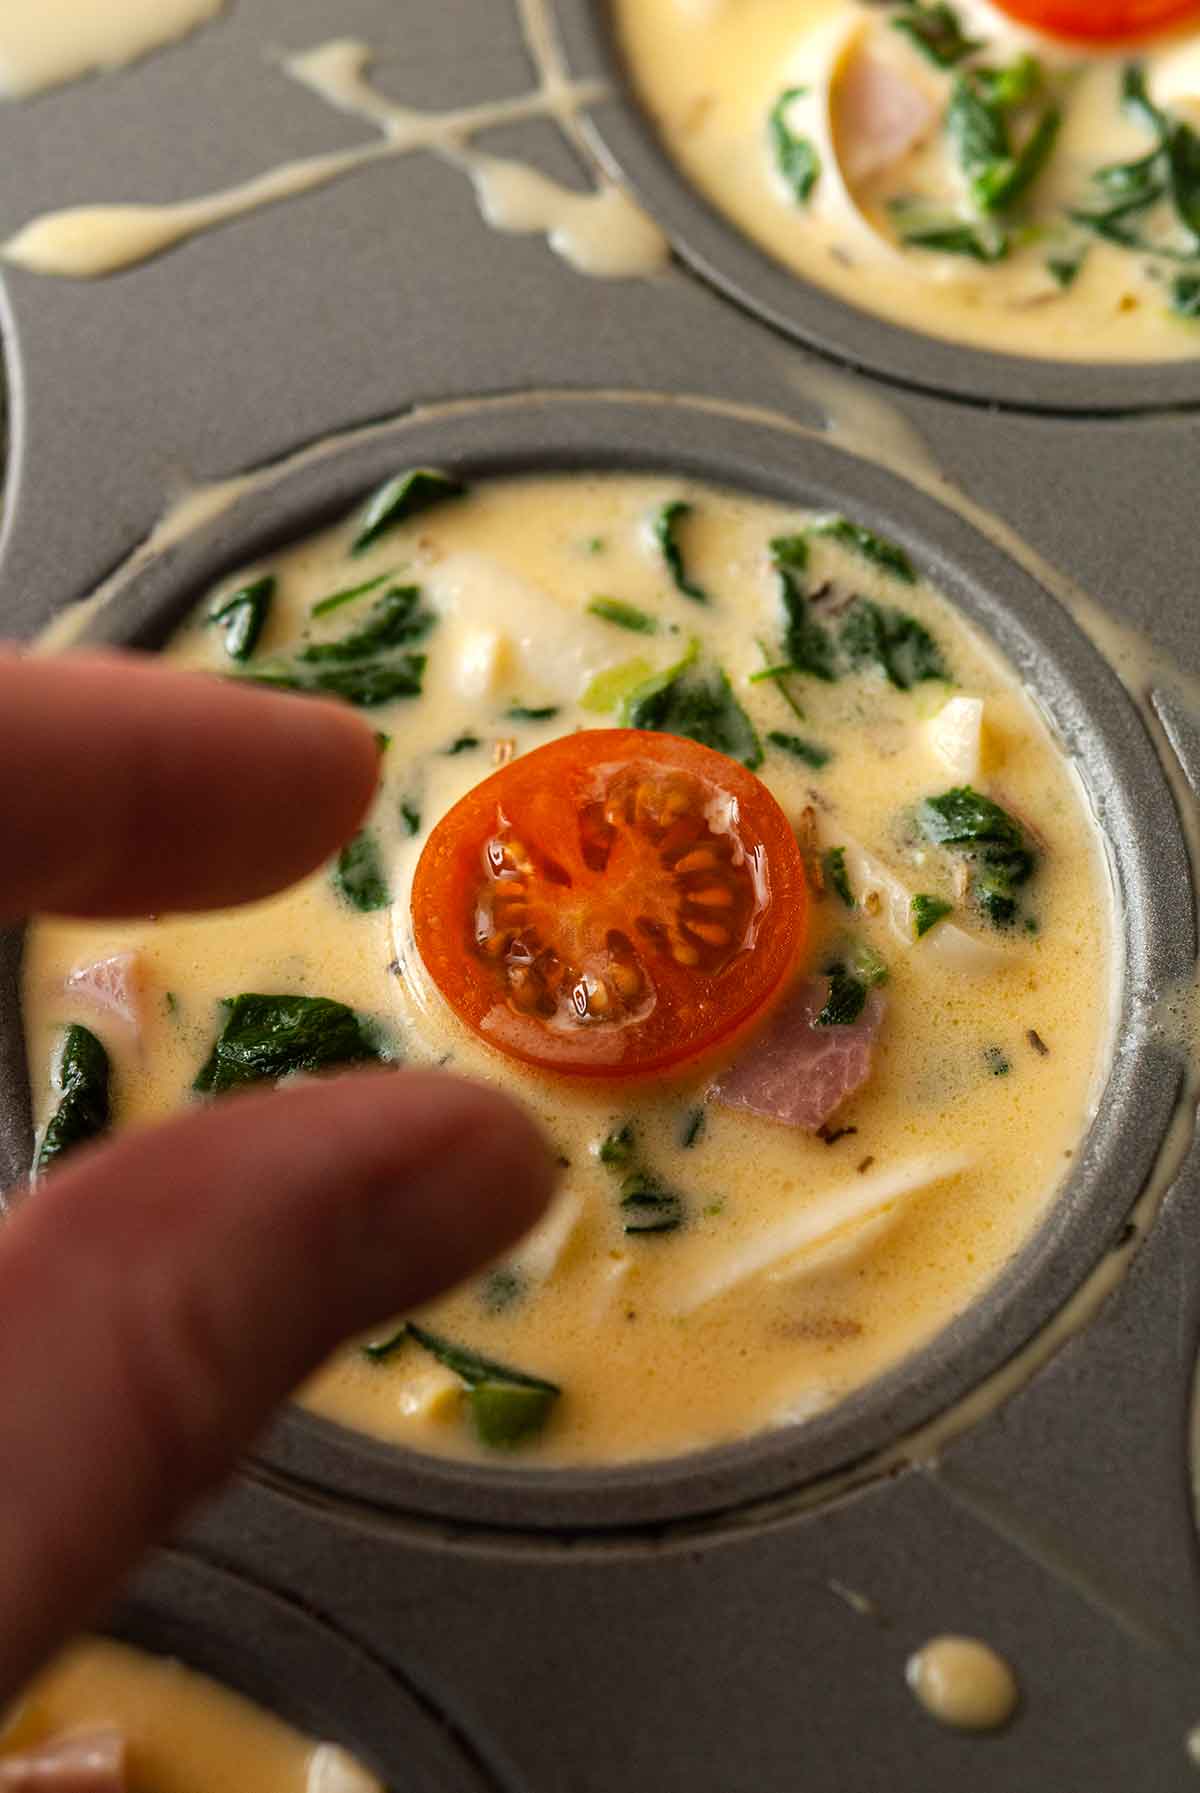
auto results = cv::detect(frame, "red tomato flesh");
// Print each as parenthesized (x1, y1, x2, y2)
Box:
(411, 730, 809, 1079)
(991, 0, 1200, 41)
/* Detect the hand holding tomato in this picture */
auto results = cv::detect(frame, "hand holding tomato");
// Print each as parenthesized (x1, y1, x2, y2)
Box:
(0, 650, 557, 1705)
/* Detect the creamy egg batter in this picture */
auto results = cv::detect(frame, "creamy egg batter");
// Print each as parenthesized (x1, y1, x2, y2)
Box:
(906, 1634, 1020, 1730)
(3, 31, 667, 283)
(0, 0, 223, 99)
(0, 1638, 379, 1793)
(615, 0, 1200, 359)
(23, 472, 1115, 1466)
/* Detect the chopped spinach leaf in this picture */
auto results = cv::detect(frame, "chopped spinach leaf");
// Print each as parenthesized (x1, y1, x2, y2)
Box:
(920, 786, 1036, 928)
(352, 468, 465, 555)
(816, 971, 868, 1029)
(446, 733, 481, 755)
(770, 534, 810, 573)
(587, 597, 659, 634)
(623, 645, 763, 770)
(333, 829, 391, 912)
(598, 1122, 636, 1168)
(406, 1321, 560, 1449)
(839, 597, 949, 690)
(891, 1, 980, 66)
(947, 69, 1010, 193)
(193, 993, 386, 1094)
(973, 54, 1042, 111)
(1123, 61, 1166, 136)
(751, 639, 808, 721)
(247, 656, 426, 708)
(1071, 67, 1200, 270)
(374, 732, 392, 753)
(767, 730, 831, 769)
(920, 786, 1025, 850)
(506, 703, 560, 722)
(769, 87, 821, 205)
(947, 61, 1059, 215)
(654, 501, 709, 604)
(890, 203, 1010, 262)
(810, 515, 916, 584)
(620, 1170, 685, 1235)
(311, 570, 393, 620)
(209, 576, 273, 663)
(1047, 244, 1087, 287)
(300, 585, 432, 662)
(912, 893, 953, 937)
(825, 847, 854, 909)
(36, 1024, 110, 1175)
(1172, 271, 1200, 317)
(681, 1106, 706, 1149)
(774, 546, 837, 683)
(400, 801, 421, 837)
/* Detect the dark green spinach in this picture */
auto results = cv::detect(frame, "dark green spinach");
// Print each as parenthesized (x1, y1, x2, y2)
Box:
(333, 829, 391, 912)
(654, 501, 709, 604)
(209, 576, 274, 663)
(194, 994, 386, 1094)
(623, 646, 762, 769)
(352, 468, 466, 555)
(36, 1025, 110, 1176)
(769, 87, 821, 204)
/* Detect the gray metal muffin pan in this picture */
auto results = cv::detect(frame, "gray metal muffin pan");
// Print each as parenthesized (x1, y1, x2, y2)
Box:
(553, 0, 1200, 415)
(104, 1550, 514, 1792)
(1, 0, 1200, 1786)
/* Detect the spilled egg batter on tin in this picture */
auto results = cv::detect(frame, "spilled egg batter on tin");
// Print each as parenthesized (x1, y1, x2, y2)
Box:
(615, 0, 1200, 359)
(23, 470, 1115, 1465)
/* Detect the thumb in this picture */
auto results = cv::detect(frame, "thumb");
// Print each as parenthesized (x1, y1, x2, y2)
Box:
(0, 1070, 556, 1698)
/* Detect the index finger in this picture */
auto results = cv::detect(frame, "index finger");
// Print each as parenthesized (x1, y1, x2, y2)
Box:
(0, 651, 380, 921)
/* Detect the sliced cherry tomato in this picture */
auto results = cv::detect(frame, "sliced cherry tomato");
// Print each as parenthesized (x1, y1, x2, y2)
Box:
(411, 729, 809, 1079)
(991, 0, 1200, 42)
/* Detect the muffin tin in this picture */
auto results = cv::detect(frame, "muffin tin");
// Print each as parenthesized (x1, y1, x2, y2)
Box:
(2, 0, 1200, 1786)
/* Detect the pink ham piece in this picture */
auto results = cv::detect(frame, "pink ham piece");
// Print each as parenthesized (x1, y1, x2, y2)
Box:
(0, 1730, 126, 1793)
(710, 976, 885, 1132)
(64, 952, 144, 1030)
(834, 50, 937, 186)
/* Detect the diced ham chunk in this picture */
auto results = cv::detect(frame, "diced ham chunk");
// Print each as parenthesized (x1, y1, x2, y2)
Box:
(710, 976, 884, 1132)
(65, 953, 144, 1030)
(834, 50, 936, 186)
(0, 1729, 126, 1793)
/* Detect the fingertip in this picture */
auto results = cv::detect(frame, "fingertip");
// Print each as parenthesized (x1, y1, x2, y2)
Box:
(254, 689, 382, 845)
(367, 1073, 560, 1255)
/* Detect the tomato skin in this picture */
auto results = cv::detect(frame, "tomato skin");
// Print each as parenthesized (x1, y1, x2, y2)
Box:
(411, 730, 809, 1080)
(991, 0, 1200, 42)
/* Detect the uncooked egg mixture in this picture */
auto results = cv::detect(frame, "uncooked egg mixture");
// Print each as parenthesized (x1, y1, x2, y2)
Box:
(0, 1637, 380, 1793)
(24, 473, 1115, 1465)
(616, 0, 1200, 359)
